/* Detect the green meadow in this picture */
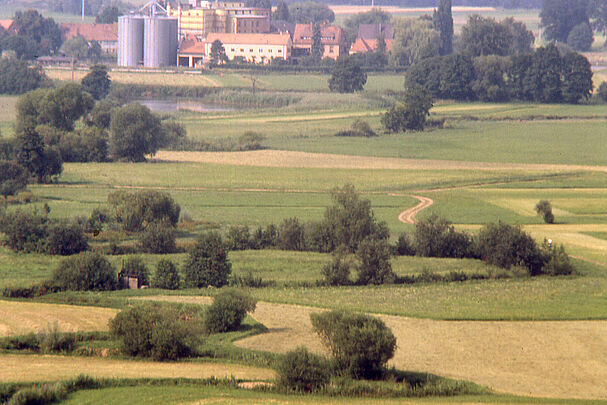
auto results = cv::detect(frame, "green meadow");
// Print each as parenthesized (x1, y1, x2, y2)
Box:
(3, 51, 607, 402)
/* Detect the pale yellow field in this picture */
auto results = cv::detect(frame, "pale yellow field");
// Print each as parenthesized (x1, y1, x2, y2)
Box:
(142, 296, 607, 400)
(0, 301, 117, 336)
(0, 353, 274, 382)
(153, 150, 605, 173)
(44, 68, 227, 87)
(329, 5, 496, 15)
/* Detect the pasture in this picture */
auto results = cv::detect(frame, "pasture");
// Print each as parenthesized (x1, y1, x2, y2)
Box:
(3, 62, 607, 403)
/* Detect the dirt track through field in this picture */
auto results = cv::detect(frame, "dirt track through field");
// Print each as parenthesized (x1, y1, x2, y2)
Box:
(398, 196, 434, 224)
(141, 296, 607, 400)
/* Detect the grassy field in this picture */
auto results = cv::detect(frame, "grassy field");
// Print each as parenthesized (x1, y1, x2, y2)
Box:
(45, 68, 406, 93)
(60, 385, 605, 405)
(3, 69, 607, 402)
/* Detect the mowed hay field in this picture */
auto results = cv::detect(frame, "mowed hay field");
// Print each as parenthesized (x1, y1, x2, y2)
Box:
(143, 296, 607, 400)
(0, 353, 274, 382)
(0, 300, 117, 336)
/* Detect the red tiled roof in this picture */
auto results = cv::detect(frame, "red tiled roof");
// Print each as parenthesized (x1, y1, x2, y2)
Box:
(357, 24, 394, 40)
(61, 23, 117, 42)
(178, 38, 204, 55)
(0, 19, 13, 31)
(349, 38, 392, 54)
(293, 23, 345, 46)
(205, 32, 291, 46)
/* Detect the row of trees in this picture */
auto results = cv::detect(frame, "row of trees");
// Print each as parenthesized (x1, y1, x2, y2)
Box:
(407, 44, 593, 103)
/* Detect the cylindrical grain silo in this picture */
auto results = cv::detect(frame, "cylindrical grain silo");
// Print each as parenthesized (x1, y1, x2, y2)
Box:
(117, 15, 144, 67)
(143, 16, 178, 67)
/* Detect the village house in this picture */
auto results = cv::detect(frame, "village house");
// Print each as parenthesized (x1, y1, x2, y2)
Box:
(349, 23, 394, 54)
(292, 23, 347, 60)
(61, 23, 118, 54)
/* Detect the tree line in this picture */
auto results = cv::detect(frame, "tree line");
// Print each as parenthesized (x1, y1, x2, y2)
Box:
(406, 43, 593, 103)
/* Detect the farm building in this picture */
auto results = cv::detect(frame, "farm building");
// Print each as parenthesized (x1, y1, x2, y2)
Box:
(203, 32, 292, 64)
(167, 1, 270, 39)
(61, 23, 118, 54)
(178, 35, 205, 67)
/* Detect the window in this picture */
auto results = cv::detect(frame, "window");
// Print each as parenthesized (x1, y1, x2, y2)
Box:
(268, 49, 272, 53)
(329, 46, 333, 53)
(240, 48, 244, 52)
(231, 48, 235, 52)
(278, 49, 282, 53)
(250, 48, 253, 52)
(259, 48, 262, 52)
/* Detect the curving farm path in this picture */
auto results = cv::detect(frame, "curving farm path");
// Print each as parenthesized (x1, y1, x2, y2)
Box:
(398, 195, 434, 224)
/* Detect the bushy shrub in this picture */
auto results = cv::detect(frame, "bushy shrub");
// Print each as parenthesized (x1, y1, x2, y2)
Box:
(597, 82, 607, 103)
(226, 225, 252, 250)
(542, 241, 575, 276)
(46, 222, 88, 255)
(109, 303, 195, 361)
(107, 190, 180, 232)
(204, 288, 256, 333)
(237, 131, 265, 150)
(275, 347, 331, 392)
(310, 310, 396, 380)
(57, 126, 109, 163)
(87, 207, 110, 232)
(535, 200, 554, 224)
(475, 222, 546, 276)
(414, 214, 474, 258)
(335, 119, 376, 137)
(38, 321, 76, 353)
(184, 231, 231, 288)
(278, 217, 306, 251)
(118, 256, 149, 287)
(393, 232, 415, 256)
(52, 252, 117, 291)
(356, 238, 395, 285)
(0, 160, 27, 198)
(7, 382, 68, 405)
(0, 210, 48, 253)
(304, 221, 335, 253)
(138, 220, 176, 254)
(152, 259, 181, 289)
(250, 224, 278, 249)
(321, 252, 351, 286)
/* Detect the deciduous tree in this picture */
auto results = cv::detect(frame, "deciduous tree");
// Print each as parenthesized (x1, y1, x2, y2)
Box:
(109, 103, 165, 162)
(328, 55, 367, 93)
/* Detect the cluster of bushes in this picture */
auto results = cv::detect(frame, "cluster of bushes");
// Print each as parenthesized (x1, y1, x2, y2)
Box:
(407, 44, 593, 104)
(276, 310, 396, 392)
(0, 209, 88, 255)
(164, 131, 266, 152)
(402, 214, 575, 277)
(335, 119, 376, 137)
(110, 289, 256, 361)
